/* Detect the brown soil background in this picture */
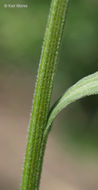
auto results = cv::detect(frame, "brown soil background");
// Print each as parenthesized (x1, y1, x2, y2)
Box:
(0, 71, 98, 190)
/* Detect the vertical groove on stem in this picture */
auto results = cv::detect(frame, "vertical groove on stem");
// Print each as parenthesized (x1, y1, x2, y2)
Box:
(21, 0, 69, 190)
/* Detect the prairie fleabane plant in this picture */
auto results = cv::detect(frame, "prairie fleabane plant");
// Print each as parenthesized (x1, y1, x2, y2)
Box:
(21, 0, 98, 190)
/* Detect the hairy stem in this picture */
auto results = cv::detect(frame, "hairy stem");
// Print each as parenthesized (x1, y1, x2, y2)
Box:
(21, 0, 69, 190)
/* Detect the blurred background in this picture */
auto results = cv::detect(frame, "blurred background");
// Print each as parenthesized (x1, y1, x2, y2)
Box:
(0, 0, 98, 189)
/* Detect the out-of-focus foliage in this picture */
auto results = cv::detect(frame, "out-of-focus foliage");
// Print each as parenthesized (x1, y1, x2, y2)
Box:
(0, 0, 98, 154)
(0, 0, 50, 70)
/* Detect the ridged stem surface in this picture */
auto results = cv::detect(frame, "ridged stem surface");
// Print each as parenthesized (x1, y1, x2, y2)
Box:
(21, 0, 69, 190)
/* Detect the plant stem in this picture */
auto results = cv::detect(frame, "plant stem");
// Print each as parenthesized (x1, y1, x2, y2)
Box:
(21, 0, 69, 190)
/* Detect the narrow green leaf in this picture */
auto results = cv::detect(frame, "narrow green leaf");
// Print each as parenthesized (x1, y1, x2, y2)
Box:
(44, 72, 98, 135)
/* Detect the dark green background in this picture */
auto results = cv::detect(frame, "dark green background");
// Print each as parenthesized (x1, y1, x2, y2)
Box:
(0, 0, 98, 154)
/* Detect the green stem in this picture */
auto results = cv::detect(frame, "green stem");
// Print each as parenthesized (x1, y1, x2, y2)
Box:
(21, 0, 69, 190)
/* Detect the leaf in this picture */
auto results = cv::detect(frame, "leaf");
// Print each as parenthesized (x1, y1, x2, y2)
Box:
(44, 72, 98, 135)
